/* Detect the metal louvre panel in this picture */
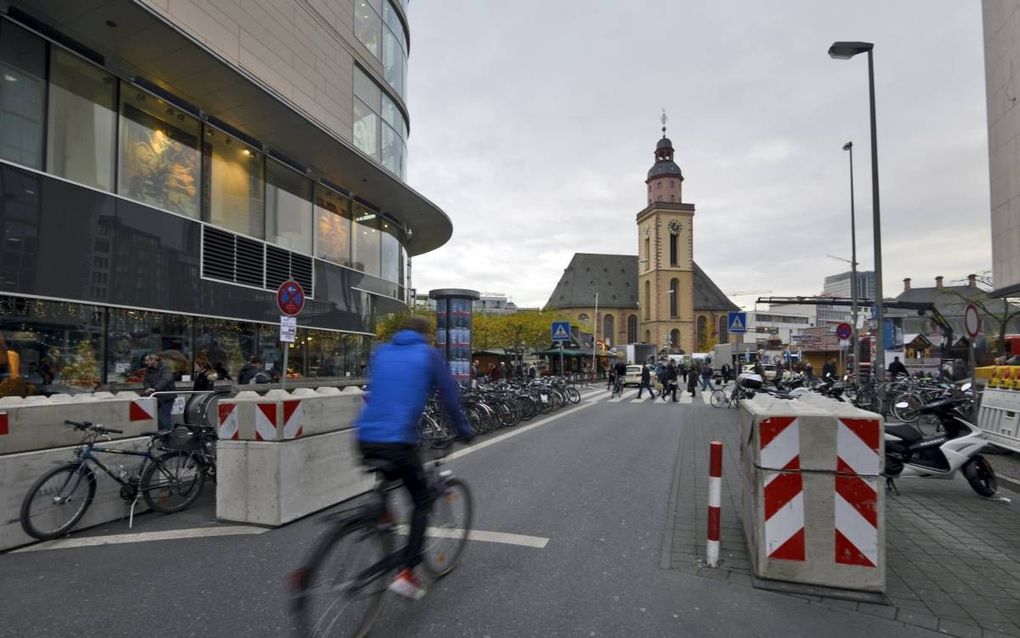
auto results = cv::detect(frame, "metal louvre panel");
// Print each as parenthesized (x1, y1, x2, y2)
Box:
(265, 245, 291, 291)
(234, 236, 265, 288)
(202, 227, 235, 282)
(291, 253, 313, 296)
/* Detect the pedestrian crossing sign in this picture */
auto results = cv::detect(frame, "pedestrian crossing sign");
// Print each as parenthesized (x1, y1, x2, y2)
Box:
(551, 321, 571, 342)
(727, 311, 747, 334)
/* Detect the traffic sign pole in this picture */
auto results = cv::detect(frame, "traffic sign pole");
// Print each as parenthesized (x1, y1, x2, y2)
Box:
(965, 303, 980, 390)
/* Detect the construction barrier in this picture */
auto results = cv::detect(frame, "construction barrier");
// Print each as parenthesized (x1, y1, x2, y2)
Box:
(215, 386, 368, 526)
(977, 387, 1020, 454)
(740, 393, 885, 593)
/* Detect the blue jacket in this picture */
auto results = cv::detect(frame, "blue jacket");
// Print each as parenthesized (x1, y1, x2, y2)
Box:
(355, 330, 472, 445)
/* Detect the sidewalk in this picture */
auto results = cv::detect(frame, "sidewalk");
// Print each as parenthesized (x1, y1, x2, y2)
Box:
(665, 401, 1020, 638)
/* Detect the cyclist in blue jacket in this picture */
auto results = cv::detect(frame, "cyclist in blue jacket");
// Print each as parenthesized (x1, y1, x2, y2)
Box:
(355, 315, 474, 600)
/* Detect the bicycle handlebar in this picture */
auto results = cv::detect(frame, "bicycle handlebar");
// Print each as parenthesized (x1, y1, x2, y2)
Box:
(64, 420, 123, 434)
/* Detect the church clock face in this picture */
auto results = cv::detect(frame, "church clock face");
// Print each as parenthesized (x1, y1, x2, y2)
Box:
(667, 220, 683, 235)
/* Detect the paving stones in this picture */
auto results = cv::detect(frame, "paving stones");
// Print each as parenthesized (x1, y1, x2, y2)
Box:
(665, 401, 1020, 637)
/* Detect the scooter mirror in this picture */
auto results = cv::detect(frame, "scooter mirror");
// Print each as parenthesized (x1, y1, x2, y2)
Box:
(895, 401, 909, 409)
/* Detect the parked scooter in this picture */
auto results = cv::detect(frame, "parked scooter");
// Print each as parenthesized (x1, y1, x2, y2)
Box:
(885, 384, 997, 497)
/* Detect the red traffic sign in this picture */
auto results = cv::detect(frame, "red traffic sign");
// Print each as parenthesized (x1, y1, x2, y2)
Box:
(964, 303, 980, 338)
(276, 280, 305, 316)
(836, 322, 852, 340)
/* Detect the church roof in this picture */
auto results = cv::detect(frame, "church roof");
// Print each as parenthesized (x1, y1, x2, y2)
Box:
(647, 161, 683, 180)
(543, 253, 738, 313)
(544, 253, 638, 310)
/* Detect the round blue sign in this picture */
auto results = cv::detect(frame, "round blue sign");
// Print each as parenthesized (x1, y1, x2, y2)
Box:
(277, 280, 305, 316)
(836, 322, 852, 340)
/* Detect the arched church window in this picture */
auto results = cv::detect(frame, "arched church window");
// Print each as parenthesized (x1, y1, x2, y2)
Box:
(643, 281, 650, 320)
(578, 313, 589, 325)
(697, 315, 708, 351)
(718, 316, 728, 344)
(627, 315, 638, 343)
(670, 329, 680, 349)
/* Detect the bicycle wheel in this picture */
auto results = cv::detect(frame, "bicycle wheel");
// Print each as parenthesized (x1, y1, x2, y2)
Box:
(709, 389, 725, 408)
(292, 521, 393, 638)
(422, 478, 473, 579)
(20, 464, 96, 540)
(565, 386, 581, 404)
(891, 393, 922, 423)
(141, 450, 205, 513)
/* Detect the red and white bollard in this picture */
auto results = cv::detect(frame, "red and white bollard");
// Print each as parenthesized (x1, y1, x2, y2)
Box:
(706, 441, 723, 567)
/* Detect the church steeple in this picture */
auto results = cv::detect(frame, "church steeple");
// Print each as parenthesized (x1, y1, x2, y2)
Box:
(646, 110, 684, 204)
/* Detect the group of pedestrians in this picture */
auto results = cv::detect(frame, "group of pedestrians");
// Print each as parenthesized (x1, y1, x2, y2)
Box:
(621, 359, 721, 402)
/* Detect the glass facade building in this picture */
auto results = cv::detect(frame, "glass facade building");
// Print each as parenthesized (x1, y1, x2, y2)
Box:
(0, 1, 449, 395)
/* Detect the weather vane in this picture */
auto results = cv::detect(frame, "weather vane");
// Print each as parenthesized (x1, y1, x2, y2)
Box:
(661, 108, 668, 137)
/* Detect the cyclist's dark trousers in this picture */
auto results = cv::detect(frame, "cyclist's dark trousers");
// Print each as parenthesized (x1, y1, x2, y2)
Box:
(638, 381, 655, 398)
(665, 382, 678, 402)
(359, 442, 433, 569)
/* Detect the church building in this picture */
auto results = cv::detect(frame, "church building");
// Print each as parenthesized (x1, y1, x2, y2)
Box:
(544, 122, 737, 354)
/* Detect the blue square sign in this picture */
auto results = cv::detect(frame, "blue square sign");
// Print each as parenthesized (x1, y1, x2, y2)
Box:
(551, 321, 571, 342)
(727, 311, 747, 334)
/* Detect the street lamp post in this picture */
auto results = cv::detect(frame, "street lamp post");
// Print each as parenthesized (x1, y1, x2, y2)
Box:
(829, 41, 884, 381)
(843, 141, 861, 383)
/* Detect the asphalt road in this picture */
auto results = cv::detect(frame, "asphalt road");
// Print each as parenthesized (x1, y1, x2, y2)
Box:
(0, 391, 941, 637)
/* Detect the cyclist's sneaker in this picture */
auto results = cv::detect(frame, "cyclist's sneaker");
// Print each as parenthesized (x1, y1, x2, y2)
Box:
(388, 568, 426, 600)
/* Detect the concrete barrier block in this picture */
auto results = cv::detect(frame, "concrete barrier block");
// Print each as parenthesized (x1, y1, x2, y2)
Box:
(0, 438, 151, 551)
(48, 394, 73, 403)
(315, 387, 342, 396)
(216, 430, 372, 526)
(0, 396, 24, 406)
(345, 386, 364, 395)
(292, 388, 318, 397)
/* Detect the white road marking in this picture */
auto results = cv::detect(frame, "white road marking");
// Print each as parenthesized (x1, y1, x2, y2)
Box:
(446, 397, 600, 462)
(14, 525, 269, 552)
(395, 526, 549, 549)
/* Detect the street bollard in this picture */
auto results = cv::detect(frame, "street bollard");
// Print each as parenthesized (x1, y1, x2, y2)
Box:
(707, 440, 723, 567)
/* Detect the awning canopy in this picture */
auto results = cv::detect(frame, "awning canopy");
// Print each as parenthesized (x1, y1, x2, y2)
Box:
(12, 0, 452, 256)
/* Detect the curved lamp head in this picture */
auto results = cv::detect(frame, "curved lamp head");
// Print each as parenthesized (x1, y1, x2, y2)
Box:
(828, 41, 874, 59)
(842, 141, 853, 151)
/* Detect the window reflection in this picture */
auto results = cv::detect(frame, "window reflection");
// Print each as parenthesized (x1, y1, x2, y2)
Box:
(354, 0, 382, 58)
(380, 221, 400, 283)
(266, 159, 312, 254)
(47, 49, 117, 191)
(107, 308, 191, 382)
(352, 205, 380, 277)
(315, 185, 351, 267)
(203, 127, 264, 238)
(118, 89, 200, 218)
(0, 21, 46, 169)
(353, 99, 378, 160)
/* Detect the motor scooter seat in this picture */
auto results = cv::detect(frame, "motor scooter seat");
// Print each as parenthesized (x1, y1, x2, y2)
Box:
(886, 424, 923, 444)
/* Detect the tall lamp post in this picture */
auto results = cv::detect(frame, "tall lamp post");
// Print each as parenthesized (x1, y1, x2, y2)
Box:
(829, 41, 884, 381)
(843, 141, 861, 383)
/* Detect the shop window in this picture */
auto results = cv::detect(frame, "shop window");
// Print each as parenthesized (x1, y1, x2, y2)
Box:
(307, 331, 362, 377)
(193, 317, 258, 382)
(118, 88, 200, 218)
(47, 49, 116, 191)
(107, 308, 191, 383)
(0, 297, 104, 396)
(203, 126, 264, 238)
(352, 205, 381, 277)
(265, 158, 312, 254)
(380, 220, 401, 284)
(0, 21, 46, 169)
(314, 184, 351, 267)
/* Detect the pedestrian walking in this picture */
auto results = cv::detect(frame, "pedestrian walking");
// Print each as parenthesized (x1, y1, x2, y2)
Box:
(193, 354, 217, 392)
(686, 365, 698, 397)
(636, 364, 656, 399)
(142, 353, 176, 432)
(700, 363, 713, 391)
(664, 360, 679, 402)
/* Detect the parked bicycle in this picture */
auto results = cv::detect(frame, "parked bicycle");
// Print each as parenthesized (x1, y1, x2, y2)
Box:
(290, 443, 472, 637)
(19, 420, 205, 540)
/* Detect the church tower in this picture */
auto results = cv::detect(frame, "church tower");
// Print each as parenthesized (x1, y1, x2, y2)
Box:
(637, 114, 696, 353)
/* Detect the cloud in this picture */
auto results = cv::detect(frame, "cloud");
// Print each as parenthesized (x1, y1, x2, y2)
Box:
(406, 0, 990, 308)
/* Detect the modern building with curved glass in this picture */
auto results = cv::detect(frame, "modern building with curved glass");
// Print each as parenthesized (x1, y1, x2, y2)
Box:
(0, 0, 449, 393)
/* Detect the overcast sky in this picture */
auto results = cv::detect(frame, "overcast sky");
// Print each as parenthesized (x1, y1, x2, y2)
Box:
(403, 1, 990, 311)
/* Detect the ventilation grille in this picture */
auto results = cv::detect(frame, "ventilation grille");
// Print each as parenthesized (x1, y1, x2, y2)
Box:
(202, 226, 313, 297)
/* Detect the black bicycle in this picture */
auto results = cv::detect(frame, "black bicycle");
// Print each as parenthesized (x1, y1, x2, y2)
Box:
(290, 445, 472, 638)
(19, 420, 205, 540)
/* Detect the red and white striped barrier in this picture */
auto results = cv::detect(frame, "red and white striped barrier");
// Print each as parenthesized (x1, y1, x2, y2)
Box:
(217, 403, 239, 440)
(706, 441, 723, 567)
(760, 416, 805, 561)
(835, 417, 881, 567)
